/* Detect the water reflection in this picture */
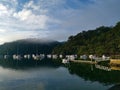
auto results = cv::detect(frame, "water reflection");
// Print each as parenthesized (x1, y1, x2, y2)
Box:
(67, 62, 120, 85)
(0, 59, 119, 90)
(0, 59, 62, 69)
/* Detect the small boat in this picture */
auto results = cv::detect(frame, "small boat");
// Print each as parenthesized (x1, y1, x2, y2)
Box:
(62, 59, 69, 64)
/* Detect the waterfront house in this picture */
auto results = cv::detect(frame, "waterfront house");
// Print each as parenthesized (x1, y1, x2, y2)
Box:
(66, 55, 75, 60)
(59, 54, 63, 58)
(24, 54, 31, 59)
(52, 54, 58, 59)
(102, 55, 110, 60)
(80, 55, 87, 60)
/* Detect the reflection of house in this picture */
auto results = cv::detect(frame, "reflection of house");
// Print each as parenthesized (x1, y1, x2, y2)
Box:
(47, 54, 52, 58)
(32, 54, 41, 60)
(40, 54, 45, 60)
(13, 54, 22, 60)
(4, 55, 10, 59)
(24, 54, 31, 59)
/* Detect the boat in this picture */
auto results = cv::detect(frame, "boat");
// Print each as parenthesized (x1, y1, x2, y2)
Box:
(62, 59, 69, 64)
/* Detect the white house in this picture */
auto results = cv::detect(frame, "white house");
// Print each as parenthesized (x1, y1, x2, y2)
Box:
(66, 55, 75, 60)
(102, 55, 110, 60)
(59, 54, 63, 58)
(80, 55, 87, 60)
(52, 55, 58, 59)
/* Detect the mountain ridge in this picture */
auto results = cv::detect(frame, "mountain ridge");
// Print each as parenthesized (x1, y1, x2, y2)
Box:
(0, 38, 62, 55)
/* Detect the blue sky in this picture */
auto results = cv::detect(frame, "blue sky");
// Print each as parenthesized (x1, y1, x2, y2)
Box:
(0, 0, 120, 44)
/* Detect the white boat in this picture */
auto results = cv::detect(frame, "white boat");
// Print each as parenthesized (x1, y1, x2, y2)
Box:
(62, 59, 69, 64)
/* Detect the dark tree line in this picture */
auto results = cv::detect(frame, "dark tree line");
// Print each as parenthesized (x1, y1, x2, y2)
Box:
(0, 39, 61, 55)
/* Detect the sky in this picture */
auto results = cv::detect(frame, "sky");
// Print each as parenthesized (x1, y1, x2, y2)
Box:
(0, 0, 120, 44)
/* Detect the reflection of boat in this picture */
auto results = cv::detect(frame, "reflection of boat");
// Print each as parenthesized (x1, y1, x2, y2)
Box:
(95, 64, 111, 71)
(108, 84, 120, 90)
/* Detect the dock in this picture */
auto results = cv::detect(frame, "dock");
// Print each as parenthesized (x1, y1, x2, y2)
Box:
(70, 60, 96, 64)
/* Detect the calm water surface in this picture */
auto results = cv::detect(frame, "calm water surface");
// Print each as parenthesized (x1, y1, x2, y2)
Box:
(0, 59, 119, 90)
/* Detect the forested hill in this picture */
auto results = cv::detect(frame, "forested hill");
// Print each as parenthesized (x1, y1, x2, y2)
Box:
(53, 22, 120, 56)
(0, 38, 62, 55)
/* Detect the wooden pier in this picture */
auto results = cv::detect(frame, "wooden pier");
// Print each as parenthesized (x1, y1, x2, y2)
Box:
(70, 60, 96, 64)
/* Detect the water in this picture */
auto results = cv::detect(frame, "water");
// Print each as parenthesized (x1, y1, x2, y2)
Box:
(0, 59, 119, 90)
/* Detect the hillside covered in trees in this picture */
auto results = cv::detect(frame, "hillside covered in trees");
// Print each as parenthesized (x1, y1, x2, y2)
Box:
(0, 38, 62, 55)
(53, 22, 120, 56)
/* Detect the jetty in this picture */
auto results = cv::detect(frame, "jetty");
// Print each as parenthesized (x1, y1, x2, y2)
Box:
(70, 60, 96, 64)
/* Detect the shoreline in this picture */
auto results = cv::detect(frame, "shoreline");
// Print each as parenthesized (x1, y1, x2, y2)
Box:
(110, 59, 120, 66)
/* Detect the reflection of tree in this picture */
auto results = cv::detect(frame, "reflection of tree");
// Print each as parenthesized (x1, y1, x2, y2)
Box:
(0, 59, 61, 70)
(67, 62, 120, 85)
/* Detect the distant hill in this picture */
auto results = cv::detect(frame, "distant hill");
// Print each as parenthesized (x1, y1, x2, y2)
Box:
(53, 22, 120, 56)
(0, 38, 62, 55)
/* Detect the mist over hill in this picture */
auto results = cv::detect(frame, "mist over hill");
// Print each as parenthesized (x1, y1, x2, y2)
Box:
(0, 38, 62, 55)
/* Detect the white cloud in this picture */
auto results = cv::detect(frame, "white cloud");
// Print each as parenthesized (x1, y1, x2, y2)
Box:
(0, 0, 120, 44)
(24, 0, 40, 10)
(52, 0, 120, 31)
(13, 9, 32, 21)
(0, 29, 6, 33)
(0, 30, 37, 44)
(0, 4, 9, 16)
(13, 9, 49, 29)
(0, 3, 7, 10)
